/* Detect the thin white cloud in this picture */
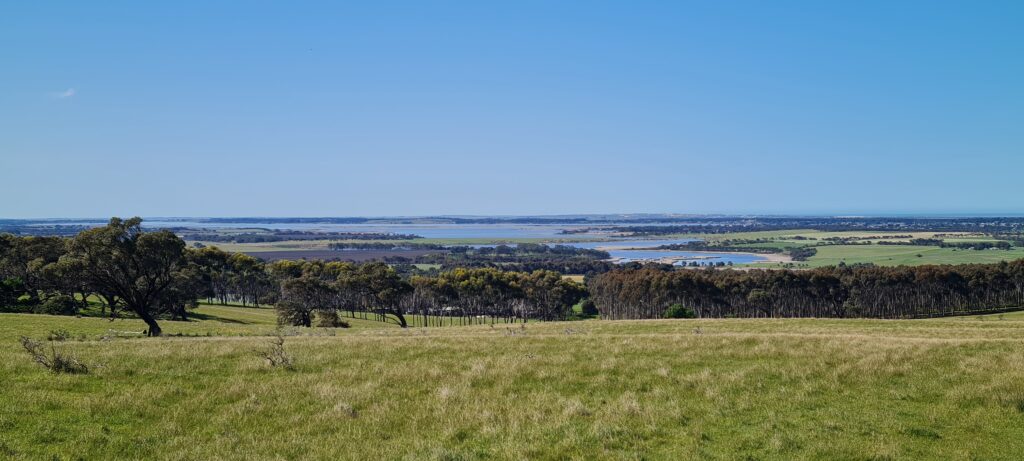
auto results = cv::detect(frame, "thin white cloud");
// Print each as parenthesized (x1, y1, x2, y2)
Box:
(53, 88, 76, 99)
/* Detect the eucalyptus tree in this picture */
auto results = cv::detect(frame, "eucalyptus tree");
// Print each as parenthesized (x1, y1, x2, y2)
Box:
(61, 217, 198, 336)
(276, 275, 335, 327)
(0, 235, 66, 303)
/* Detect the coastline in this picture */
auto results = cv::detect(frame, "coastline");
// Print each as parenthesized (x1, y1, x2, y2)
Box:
(606, 249, 793, 266)
(677, 250, 793, 265)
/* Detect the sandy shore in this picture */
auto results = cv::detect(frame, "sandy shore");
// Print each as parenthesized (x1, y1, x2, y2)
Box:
(745, 251, 792, 264)
(673, 250, 793, 265)
(608, 250, 792, 266)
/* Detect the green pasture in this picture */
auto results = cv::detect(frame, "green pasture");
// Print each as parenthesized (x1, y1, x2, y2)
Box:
(3, 305, 1024, 459)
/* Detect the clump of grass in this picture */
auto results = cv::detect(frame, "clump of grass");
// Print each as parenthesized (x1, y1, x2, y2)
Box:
(334, 402, 358, 418)
(504, 324, 528, 336)
(47, 329, 72, 341)
(19, 336, 89, 374)
(257, 330, 295, 370)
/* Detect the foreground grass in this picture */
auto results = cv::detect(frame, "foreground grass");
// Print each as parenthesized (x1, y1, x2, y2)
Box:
(2, 309, 1024, 460)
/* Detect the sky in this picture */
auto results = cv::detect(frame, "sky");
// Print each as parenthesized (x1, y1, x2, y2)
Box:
(2, 1, 1023, 218)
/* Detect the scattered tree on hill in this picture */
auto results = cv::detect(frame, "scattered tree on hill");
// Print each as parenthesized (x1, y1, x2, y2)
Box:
(277, 276, 335, 327)
(61, 217, 199, 336)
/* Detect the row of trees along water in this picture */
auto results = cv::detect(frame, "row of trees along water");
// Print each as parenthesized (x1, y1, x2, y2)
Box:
(587, 262, 1024, 319)
(0, 218, 586, 335)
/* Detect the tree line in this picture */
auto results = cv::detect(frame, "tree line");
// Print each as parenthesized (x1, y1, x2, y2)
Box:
(588, 261, 1024, 319)
(8, 217, 1024, 334)
(183, 230, 421, 243)
(271, 263, 586, 328)
(1, 218, 200, 335)
(1, 218, 586, 335)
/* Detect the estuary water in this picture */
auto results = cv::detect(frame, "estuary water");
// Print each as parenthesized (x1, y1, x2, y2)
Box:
(58, 221, 768, 265)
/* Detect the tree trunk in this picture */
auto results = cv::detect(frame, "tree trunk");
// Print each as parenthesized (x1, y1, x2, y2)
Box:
(392, 311, 408, 328)
(137, 309, 163, 337)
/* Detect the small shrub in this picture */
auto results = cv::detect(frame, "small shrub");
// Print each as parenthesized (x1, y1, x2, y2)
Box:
(579, 299, 599, 316)
(20, 336, 89, 374)
(337, 320, 351, 329)
(34, 294, 79, 316)
(258, 330, 295, 370)
(664, 304, 696, 319)
(316, 309, 342, 327)
(334, 402, 358, 418)
(905, 427, 942, 440)
(47, 329, 73, 341)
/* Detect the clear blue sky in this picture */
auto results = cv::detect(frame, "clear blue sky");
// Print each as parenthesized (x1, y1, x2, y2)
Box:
(2, 1, 1022, 218)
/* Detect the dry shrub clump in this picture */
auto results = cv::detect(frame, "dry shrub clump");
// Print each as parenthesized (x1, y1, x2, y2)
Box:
(258, 330, 295, 370)
(20, 336, 89, 374)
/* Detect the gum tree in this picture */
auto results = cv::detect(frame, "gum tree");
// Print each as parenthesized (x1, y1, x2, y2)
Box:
(62, 217, 195, 336)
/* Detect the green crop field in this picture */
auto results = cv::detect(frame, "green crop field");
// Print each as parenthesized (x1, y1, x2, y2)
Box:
(764, 245, 1024, 268)
(654, 229, 1024, 269)
(3, 306, 1024, 460)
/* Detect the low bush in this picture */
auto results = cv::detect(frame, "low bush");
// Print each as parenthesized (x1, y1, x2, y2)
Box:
(34, 294, 78, 316)
(47, 329, 73, 341)
(316, 310, 342, 327)
(20, 336, 89, 374)
(664, 303, 696, 319)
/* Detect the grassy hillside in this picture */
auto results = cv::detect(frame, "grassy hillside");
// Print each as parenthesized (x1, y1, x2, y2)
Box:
(2, 307, 1024, 459)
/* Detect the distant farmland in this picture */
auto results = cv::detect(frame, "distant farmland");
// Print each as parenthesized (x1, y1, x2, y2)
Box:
(242, 249, 446, 262)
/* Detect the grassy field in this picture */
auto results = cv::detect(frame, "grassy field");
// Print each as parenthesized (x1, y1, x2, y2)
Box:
(563, 274, 586, 283)
(807, 245, 1024, 267)
(677, 230, 983, 243)
(650, 229, 1024, 269)
(749, 245, 1024, 269)
(3, 306, 1024, 459)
